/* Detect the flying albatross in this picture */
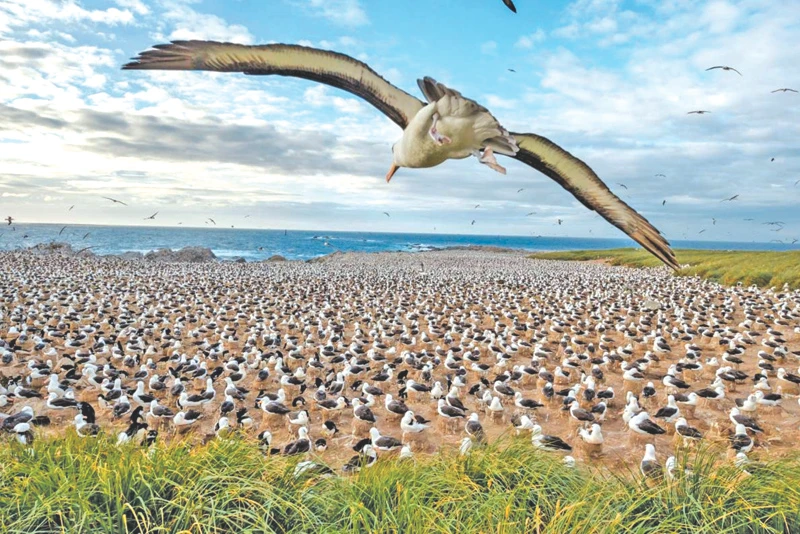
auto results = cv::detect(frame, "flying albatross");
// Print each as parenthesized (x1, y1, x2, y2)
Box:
(122, 40, 678, 269)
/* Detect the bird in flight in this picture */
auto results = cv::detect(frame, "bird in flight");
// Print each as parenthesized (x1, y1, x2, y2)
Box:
(83, 232, 91, 239)
(706, 66, 742, 75)
(763, 221, 785, 226)
(525, 212, 536, 216)
(474, 204, 480, 209)
(795, 179, 800, 186)
(743, 218, 754, 221)
(508, 69, 516, 73)
(698, 229, 706, 234)
(721, 195, 739, 202)
(616, 183, 628, 190)
(68, 205, 75, 211)
(471, 220, 476, 225)
(383, 212, 390, 217)
(712, 218, 716, 225)
(688, 110, 711, 115)
(58, 226, 67, 236)
(102, 197, 128, 206)
(771, 88, 797, 93)
(244, 215, 251, 218)
(557, 218, 563, 225)
(144, 211, 159, 220)
(123, 40, 679, 270)
(502, 0, 517, 12)
(654, 173, 666, 178)
(516, 188, 524, 193)
(662, 200, 667, 206)
(207, 218, 216, 225)
(5, 216, 13, 226)
(792, 238, 798, 244)
(771, 157, 775, 162)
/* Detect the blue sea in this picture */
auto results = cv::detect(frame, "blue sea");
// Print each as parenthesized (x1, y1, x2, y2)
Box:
(0, 224, 796, 261)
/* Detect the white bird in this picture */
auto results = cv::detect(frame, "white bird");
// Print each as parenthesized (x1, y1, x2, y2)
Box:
(578, 423, 604, 445)
(123, 40, 678, 268)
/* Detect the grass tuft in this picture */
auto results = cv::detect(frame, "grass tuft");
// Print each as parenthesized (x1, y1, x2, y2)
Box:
(529, 249, 800, 289)
(1, 435, 800, 532)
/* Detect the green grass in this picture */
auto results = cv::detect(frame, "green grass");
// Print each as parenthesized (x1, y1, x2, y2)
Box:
(2, 435, 800, 533)
(529, 248, 800, 289)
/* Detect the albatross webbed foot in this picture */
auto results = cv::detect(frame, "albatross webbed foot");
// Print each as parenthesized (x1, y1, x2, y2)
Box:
(477, 147, 507, 175)
(428, 113, 451, 146)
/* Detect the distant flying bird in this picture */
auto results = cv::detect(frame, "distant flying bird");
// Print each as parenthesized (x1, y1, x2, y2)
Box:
(795, 179, 800, 186)
(83, 232, 91, 239)
(698, 229, 706, 234)
(244, 215, 251, 218)
(5, 216, 12, 226)
(688, 110, 711, 115)
(792, 238, 798, 244)
(502, 0, 517, 12)
(712, 218, 716, 225)
(525, 212, 536, 216)
(706, 66, 741, 75)
(763, 221, 785, 226)
(471, 220, 476, 225)
(508, 69, 516, 73)
(75, 246, 95, 255)
(102, 197, 128, 206)
(123, 40, 679, 269)
(516, 188, 524, 193)
(654, 174, 666, 178)
(743, 218, 754, 221)
(68, 205, 75, 211)
(662, 200, 666, 206)
(617, 183, 628, 190)
(721, 195, 739, 202)
(383, 212, 390, 217)
(144, 211, 159, 220)
(207, 218, 216, 225)
(771, 158, 775, 162)
(771, 88, 797, 93)
(557, 219, 563, 225)
(58, 226, 67, 236)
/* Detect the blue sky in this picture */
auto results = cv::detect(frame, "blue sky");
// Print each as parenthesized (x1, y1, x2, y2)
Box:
(0, 0, 798, 243)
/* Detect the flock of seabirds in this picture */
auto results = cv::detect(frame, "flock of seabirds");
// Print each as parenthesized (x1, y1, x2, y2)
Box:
(0, 0, 798, 483)
(1, 249, 799, 480)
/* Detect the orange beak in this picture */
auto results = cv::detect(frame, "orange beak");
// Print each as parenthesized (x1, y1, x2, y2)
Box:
(386, 163, 399, 183)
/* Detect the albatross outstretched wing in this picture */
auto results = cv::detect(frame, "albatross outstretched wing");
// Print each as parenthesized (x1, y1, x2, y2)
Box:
(122, 41, 424, 129)
(509, 133, 679, 270)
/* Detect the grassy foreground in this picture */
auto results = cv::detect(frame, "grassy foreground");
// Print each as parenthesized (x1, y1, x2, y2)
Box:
(1, 436, 799, 533)
(529, 248, 800, 289)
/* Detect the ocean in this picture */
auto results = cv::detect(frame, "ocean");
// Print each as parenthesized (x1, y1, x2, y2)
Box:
(1, 223, 796, 261)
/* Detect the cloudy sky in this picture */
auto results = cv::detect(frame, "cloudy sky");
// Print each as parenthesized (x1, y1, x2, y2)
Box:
(0, 0, 798, 242)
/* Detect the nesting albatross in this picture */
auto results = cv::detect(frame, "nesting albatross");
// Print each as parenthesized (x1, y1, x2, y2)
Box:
(123, 40, 678, 269)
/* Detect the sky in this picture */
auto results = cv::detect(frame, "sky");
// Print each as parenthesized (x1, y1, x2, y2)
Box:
(0, 0, 798, 243)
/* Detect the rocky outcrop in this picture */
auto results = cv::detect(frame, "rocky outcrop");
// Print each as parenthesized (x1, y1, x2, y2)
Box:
(265, 255, 286, 262)
(144, 246, 217, 263)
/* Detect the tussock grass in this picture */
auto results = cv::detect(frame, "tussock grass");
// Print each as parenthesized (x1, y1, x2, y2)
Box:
(1, 435, 799, 533)
(529, 249, 800, 289)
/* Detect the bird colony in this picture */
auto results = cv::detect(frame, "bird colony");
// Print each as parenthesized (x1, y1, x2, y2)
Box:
(1, 249, 799, 477)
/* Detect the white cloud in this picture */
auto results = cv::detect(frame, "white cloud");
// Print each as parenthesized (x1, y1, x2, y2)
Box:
(0, 0, 134, 36)
(161, 1, 254, 44)
(515, 29, 546, 49)
(114, 0, 150, 16)
(299, 0, 368, 27)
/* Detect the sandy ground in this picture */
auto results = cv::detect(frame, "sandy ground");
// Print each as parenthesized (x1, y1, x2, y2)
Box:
(1, 249, 799, 470)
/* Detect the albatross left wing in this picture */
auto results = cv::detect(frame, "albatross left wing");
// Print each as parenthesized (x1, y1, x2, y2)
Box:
(509, 133, 679, 270)
(122, 41, 424, 129)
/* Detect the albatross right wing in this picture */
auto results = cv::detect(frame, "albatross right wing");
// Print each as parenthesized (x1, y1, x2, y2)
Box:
(509, 133, 679, 270)
(123, 41, 424, 129)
